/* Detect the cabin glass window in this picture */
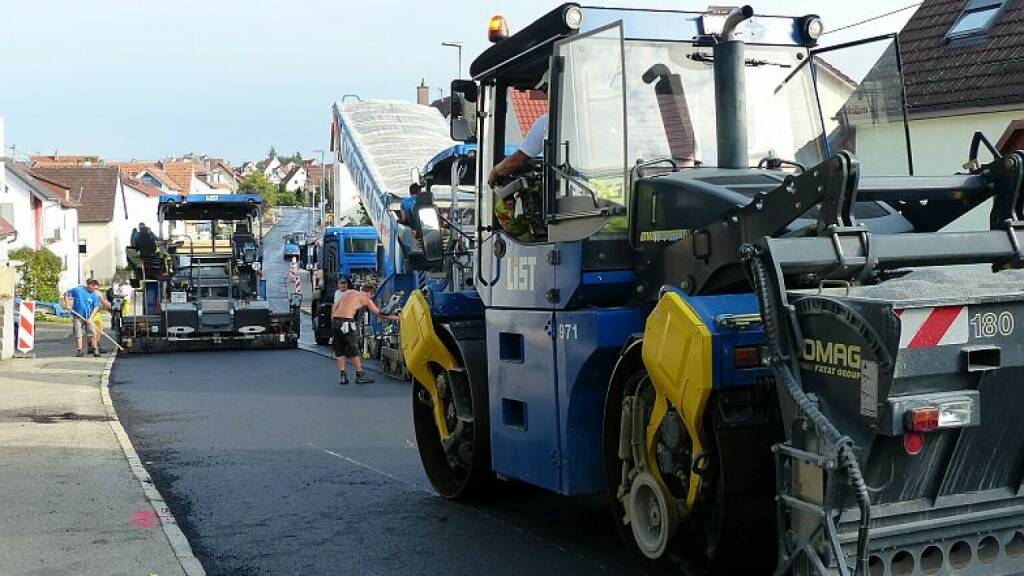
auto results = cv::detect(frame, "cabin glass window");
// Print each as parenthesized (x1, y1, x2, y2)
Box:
(345, 237, 376, 253)
(554, 23, 627, 205)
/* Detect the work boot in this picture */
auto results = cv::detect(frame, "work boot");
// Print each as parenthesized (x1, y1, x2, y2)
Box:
(355, 371, 374, 384)
(76, 349, 84, 357)
(339, 372, 349, 386)
(93, 349, 102, 358)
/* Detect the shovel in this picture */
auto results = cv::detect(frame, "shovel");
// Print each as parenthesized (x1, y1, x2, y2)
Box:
(69, 309, 125, 352)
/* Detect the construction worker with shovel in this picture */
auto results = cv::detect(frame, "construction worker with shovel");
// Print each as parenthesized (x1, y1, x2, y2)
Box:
(64, 279, 110, 357)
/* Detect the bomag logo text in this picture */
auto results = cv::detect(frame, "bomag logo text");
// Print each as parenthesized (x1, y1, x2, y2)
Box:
(799, 338, 862, 379)
(639, 229, 689, 243)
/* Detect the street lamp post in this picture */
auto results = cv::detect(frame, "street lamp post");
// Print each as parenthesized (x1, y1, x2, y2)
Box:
(441, 41, 463, 79)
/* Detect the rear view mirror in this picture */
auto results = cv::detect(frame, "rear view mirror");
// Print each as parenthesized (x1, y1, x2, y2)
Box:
(417, 207, 443, 263)
(450, 80, 478, 143)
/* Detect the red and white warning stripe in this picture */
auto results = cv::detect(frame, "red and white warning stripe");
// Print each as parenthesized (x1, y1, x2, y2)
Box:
(17, 300, 35, 353)
(896, 305, 968, 349)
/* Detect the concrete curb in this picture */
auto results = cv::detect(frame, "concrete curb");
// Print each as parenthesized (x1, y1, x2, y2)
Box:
(99, 355, 206, 576)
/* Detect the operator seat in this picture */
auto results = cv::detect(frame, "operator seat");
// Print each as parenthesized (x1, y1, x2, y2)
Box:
(232, 223, 258, 266)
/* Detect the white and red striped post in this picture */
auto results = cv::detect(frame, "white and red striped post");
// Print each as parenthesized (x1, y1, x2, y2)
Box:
(17, 300, 35, 353)
(289, 258, 301, 294)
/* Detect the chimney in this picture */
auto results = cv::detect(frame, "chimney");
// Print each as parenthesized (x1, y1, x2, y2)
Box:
(417, 79, 430, 106)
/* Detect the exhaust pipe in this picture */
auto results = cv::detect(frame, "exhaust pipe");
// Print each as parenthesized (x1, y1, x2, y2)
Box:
(715, 5, 754, 169)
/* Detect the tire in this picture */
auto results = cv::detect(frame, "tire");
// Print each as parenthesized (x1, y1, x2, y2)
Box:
(412, 328, 491, 500)
(312, 306, 329, 346)
(603, 343, 779, 576)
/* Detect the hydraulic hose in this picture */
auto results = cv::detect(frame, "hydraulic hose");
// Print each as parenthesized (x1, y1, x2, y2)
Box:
(747, 252, 871, 576)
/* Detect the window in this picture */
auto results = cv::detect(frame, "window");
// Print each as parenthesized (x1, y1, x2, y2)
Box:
(345, 237, 376, 253)
(947, 0, 1006, 40)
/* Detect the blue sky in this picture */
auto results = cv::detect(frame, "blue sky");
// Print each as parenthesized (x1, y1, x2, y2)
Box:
(0, 1, 916, 164)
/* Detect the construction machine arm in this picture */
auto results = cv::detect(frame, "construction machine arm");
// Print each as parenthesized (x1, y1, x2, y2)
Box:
(665, 152, 1024, 295)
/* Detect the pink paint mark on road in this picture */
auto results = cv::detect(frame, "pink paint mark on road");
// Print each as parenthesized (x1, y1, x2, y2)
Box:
(131, 508, 158, 529)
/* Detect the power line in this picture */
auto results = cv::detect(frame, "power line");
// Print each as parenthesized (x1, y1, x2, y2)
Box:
(823, 3, 922, 35)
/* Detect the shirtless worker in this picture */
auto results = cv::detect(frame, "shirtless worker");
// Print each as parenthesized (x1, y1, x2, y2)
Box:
(331, 283, 398, 385)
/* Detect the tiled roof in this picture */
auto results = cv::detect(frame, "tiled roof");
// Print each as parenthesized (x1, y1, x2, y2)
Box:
(142, 167, 180, 191)
(112, 161, 159, 179)
(282, 165, 303, 185)
(899, 0, 1024, 115)
(30, 155, 102, 167)
(32, 166, 120, 223)
(306, 163, 325, 185)
(0, 218, 16, 238)
(162, 161, 195, 194)
(123, 178, 164, 198)
(509, 89, 548, 137)
(27, 170, 80, 208)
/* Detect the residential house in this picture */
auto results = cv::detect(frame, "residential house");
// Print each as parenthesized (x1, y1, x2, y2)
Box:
(122, 177, 164, 229)
(281, 164, 307, 193)
(30, 171, 83, 290)
(262, 156, 282, 184)
(29, 155, 102, 167)
(206, 159, 240, 191)
(32, 166, 159, 282)
(304, 161, 324, 198)
(138, 167, 181, 193)
(240, 161, 257, 177)
(2, 160, 82, 291)
(850, 0, 1024, 175)
(163, 160, 216, 196)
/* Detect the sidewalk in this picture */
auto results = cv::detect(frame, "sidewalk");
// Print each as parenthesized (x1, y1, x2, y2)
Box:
(0, 324, 192, 576)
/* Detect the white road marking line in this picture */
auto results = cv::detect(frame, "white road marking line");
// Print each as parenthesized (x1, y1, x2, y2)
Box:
(307, 442, 435, 496)
(308, 442, 611, 570)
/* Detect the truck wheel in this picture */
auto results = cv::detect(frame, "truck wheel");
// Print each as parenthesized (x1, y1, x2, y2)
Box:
(412, 334, 490, 500)
(312, 305, 329, 346)
(603, 345, 778, 575)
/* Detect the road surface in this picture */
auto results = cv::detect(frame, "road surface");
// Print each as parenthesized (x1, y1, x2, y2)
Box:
(110, 207, 637, 575)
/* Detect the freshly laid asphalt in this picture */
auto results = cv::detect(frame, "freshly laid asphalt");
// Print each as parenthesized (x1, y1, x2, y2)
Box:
(111, 208, 637, 575)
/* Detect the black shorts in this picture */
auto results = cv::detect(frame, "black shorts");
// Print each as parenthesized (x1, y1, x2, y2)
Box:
(331, 318, 361, 358)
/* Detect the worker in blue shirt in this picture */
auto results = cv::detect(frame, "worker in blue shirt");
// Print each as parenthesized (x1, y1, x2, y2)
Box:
(64, 279, 109, 357)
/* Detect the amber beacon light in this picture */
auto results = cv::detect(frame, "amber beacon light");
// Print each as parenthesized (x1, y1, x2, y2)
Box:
(488, 15, 509, 43)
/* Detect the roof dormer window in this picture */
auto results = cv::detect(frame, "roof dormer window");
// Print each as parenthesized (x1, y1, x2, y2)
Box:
(946, 0, 1007, 40)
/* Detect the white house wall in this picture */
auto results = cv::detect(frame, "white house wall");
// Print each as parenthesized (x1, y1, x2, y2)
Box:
(42, 203, 80, 291)
(854, 109, 1024, 231)
(79, 223, 117, 282)
(0, 173, 39, 251)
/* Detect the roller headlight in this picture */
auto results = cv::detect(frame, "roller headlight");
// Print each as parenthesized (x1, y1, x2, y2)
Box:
(802, 15, 824, 42)
(563, 5, 583, 30)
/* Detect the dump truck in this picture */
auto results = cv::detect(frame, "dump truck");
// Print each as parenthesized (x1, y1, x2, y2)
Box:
(329, 101, 477, 377)
(398, 4, 1024, 575)
(308, 225, 379, 345)
(116, 194, 301, 352)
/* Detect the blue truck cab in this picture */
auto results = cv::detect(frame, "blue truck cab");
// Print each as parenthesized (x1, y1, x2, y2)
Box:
(282, 232, 305, 260)
(309, 225, 378, 345)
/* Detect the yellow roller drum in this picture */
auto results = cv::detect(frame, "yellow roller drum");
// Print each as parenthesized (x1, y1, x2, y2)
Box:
(400, 290, 457, 438)
(641, 291, 713, 508)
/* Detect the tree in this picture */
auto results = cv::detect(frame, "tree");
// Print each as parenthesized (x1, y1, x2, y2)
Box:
(356, 201, 372, 225)
(11, 247, 63, 302)
(276, 190, 298, 206)
(239, 173, 280, 207)
(267, 146, 277, 159)
(291, 150, 303, 163)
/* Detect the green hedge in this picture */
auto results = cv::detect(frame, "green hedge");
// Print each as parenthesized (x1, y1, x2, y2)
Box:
(11, 247, 63, 303)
